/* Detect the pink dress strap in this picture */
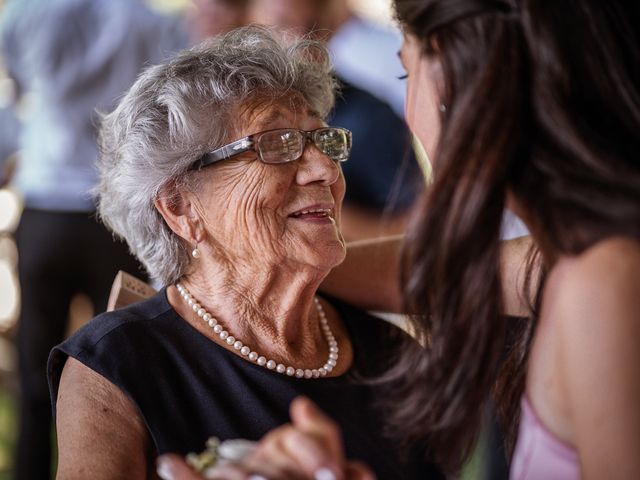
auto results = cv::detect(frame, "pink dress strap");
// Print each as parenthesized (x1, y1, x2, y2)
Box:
(510, 396, 580, 479)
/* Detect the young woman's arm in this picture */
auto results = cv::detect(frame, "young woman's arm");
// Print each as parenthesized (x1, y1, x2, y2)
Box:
(322, 234, 533, 316)
(556, 238, 640, 478)
(56, 358, 152, 479)
(322, 235, 405, 312)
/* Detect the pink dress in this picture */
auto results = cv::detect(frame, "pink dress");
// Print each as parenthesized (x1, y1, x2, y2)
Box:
(510, 397, 580, 479)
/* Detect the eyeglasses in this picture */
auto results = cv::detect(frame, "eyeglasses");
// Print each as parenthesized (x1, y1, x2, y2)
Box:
(192, 126, 352, 170)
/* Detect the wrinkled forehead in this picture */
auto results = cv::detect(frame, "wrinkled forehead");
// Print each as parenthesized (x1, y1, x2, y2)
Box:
(233, 95, 324, 137)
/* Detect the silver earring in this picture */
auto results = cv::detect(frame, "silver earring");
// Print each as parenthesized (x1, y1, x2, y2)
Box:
(439, 103, 447, 113)
(191, 243, 201, 258)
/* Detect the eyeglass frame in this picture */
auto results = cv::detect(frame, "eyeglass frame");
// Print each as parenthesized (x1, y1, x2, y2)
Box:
(191, 126, 352, 170)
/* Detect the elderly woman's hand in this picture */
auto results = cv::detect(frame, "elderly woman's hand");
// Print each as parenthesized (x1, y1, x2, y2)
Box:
(157, 397, 375, 480)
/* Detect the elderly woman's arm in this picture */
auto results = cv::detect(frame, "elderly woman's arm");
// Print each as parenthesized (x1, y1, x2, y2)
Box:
(56, 358, 153, 479)
(321, 235, 533, 317)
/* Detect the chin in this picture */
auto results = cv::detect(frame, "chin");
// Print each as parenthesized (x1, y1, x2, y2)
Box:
(307, 240, 347, 271)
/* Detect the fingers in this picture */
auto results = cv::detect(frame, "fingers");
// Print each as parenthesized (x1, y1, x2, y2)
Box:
(157, 399, 371, 480)
(157, 454, 279, 480)
(273, 426, 343, 480)
(345, 461, 376, 480)
(203, 464, 255, 480)
(247, 426, 322, 480)
(290, 397, 344, 460)
(157, 454, 205, 480)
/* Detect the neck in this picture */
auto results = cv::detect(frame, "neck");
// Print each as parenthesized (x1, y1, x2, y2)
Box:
(507, 191, 556, 266)
(174, 256, 330, 361)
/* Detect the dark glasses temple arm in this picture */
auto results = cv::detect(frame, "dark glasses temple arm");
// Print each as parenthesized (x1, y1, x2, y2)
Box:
(192, 136, 255, 170)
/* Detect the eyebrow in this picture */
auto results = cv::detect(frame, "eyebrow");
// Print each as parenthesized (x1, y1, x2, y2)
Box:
(252, 107, 322, 132)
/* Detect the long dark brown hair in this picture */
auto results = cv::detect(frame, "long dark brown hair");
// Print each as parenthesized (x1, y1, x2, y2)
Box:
(385, 0, 640, 474)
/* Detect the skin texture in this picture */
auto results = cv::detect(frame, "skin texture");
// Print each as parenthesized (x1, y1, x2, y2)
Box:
(56, 358, 153, 479)
(399, 34, 442, 161)
(249, 0, 415, 241)
(157, 103, 352, 368)
(55, 101, 355, 478)
(527, 237, 640, 478)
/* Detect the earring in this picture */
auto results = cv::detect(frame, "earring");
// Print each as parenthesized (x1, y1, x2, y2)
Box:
(439, 103, 447, 113)
(191, 243, 201, 259)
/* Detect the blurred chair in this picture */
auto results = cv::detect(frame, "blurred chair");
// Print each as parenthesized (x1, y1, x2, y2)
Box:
(107, 270, 156, 312)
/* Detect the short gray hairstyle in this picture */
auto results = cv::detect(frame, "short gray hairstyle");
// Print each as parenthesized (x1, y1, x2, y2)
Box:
(96, 26, 337, 285)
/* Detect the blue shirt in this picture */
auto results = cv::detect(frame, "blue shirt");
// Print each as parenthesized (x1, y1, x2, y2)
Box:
(0, 0, 186, 211)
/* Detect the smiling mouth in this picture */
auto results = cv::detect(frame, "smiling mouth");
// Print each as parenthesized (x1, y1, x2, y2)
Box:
(289, 207, 334, 220)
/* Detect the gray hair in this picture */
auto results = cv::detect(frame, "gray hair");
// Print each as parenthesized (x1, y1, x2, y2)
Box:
(96, 25, 337, 285)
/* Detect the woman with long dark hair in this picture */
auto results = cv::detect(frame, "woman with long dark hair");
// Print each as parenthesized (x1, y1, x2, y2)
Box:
(157, 1, 640, 478)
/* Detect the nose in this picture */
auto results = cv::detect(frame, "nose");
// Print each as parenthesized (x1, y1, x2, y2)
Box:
(295, 142, 340, 186)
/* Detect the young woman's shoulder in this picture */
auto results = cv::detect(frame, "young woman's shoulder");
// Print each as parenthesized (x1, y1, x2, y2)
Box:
(548, 237, 640, 476)
(555, 236, 640, 308)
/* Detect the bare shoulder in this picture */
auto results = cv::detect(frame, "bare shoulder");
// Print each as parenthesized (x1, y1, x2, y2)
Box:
(554, 236, 640, 307)
(548, 235, 640, 359)
(56, 357, 151, 479)
(547, 238, 640, 476)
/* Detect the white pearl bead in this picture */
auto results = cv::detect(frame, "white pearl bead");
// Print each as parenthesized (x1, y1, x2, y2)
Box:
(177, 287, 337, 381)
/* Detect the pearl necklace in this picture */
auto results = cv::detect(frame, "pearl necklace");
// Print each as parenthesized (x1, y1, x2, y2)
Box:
(175, 283, 339, 378)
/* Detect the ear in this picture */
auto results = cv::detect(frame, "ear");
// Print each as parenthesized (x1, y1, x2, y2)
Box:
(154, 182, 204, 245)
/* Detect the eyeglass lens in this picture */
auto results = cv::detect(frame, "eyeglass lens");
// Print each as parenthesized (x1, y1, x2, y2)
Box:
(256, 128, 349, 164)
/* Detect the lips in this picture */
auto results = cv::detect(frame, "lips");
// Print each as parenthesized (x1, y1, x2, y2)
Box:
(289, 205, 335, 220)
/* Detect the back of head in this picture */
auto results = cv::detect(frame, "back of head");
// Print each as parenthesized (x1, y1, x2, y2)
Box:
(388, 0, 640, 473)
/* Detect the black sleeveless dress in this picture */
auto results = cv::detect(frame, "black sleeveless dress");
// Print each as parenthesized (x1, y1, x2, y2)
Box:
(48, 289, 443, 479)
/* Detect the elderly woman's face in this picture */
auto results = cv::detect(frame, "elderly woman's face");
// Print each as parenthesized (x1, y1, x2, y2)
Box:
(193, 103, 346, 273)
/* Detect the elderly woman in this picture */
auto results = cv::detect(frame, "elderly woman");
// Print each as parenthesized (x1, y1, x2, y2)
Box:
(47, 26, 442, 479)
